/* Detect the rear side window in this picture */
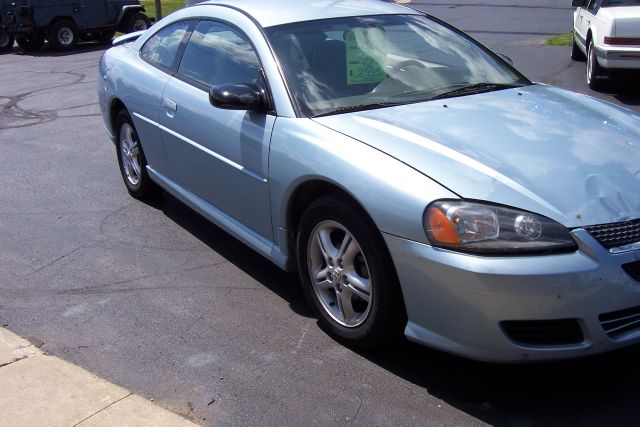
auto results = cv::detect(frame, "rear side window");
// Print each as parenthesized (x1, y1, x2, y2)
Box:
(140, 20, 190, 70)
(178, 20, 260, 88)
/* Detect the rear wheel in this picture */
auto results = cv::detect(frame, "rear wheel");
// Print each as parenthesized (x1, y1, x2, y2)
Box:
(48, 20, 79, 50)
(115, 110, 159, 200)
(126, 12, 151, 33)
(0, 28, 14, 53)
(16, 33, 44, 51)
(587, 39, 606, 90)
(297, 195, 406, 348)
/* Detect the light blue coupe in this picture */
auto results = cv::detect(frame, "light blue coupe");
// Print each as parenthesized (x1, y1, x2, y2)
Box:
(99, 0, 640, 361)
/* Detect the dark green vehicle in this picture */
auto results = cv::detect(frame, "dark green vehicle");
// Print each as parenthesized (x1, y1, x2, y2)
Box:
(0, 0, 151, 52)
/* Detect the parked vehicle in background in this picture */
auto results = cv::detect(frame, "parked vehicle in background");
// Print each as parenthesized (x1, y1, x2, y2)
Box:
(571, 0, 640, 89)
(0, 0, 151, 52)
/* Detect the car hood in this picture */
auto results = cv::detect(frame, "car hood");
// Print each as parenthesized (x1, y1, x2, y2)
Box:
(312, 84, 640, 228)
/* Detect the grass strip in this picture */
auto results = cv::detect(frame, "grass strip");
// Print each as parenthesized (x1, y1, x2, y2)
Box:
(141, 0, 185, 20)
(546, 32, 573, 46)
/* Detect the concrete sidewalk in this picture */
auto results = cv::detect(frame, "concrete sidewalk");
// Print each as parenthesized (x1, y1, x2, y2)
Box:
(0, 327, 198, 427)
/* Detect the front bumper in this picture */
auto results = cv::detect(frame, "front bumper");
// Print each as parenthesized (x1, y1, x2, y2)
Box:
(384, 229, 640, 362)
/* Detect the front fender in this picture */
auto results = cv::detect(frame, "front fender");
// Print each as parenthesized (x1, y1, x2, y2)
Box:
(268, 117, 457, 254)
(116, 5, 145, 28)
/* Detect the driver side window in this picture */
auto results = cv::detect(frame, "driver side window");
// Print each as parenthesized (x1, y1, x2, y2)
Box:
(587, 0, 603, 13)
(178, 20, 261, 89)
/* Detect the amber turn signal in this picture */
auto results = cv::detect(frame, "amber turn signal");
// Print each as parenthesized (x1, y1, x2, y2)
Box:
(426, 207, 461, 245)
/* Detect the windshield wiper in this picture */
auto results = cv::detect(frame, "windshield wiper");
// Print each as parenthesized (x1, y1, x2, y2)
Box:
(312, 102, 404, 117)
(430, 83, 525, 101)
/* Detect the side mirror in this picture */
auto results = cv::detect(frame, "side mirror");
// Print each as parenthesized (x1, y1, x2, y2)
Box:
(497, 53, 514, 66)
(209, 83, 264, 111)
(571, 0, 586, 7)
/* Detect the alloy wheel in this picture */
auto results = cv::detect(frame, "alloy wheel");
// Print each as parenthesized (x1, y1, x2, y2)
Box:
(307, 220, 372, 327)
(119, 122, 142, 186)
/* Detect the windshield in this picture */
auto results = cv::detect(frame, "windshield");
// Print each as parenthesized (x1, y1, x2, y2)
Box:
(267, 14, 529, 117)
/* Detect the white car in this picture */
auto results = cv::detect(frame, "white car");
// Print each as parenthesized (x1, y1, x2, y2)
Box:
(572, 0, 640, 89)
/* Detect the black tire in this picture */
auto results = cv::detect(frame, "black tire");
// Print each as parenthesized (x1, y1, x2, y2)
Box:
(16, 33, 45, 51)
(296, 194, 406, 348)
(587, 39, 606, 90)
(126, 12, 151, 33)
(96, 30, 116, 45)
(571, 34, 584, 61)
(48, 20, 79, 50)
(0, 29, 14, 53)
(115, 110, 159, 200)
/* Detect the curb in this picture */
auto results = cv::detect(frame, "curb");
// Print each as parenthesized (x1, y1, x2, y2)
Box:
(0, 327, 198, 427)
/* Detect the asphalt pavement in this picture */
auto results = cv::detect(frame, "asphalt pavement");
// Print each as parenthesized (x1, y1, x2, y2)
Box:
(1, 1, 640, 426)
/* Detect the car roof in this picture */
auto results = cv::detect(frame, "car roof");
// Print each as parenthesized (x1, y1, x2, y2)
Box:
(198, 0, 420, 28)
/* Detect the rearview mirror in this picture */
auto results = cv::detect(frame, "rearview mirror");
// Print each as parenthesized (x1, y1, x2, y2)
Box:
(209, 83, 264, 111)
(571, 0, 586, 7)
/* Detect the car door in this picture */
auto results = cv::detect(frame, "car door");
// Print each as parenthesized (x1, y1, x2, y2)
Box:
(574, 0, 591, 45)
(77, 0, 107, 28)
(159, 19, 275, 240)
(582, 0, 605, 37)
(127, 19, 193, 177)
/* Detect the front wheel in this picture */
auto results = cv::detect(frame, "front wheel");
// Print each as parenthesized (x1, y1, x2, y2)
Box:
(16, 33, 45, 51)
(0, 28, 14, 53)
(296, 195, 406, 348)
(587, 39, 606, 90)
(115, 110, 159, 200)
(126, 12, 151, 33)
(571, 34, 584, 61)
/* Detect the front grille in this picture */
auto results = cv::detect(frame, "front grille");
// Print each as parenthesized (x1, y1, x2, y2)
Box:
(584, 218, 640, 249)
(501, 319, 584, 346)
(599, 306, 640, 339)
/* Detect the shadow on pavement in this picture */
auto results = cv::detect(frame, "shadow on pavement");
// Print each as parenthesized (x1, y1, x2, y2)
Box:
(612, 77, 640, 107)
(146, 191, 313, 319)
(592, 73, 640, 107)
(357, 334, 640, 426)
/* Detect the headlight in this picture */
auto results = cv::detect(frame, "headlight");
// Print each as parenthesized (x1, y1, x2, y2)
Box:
(424, 200, 577, 255)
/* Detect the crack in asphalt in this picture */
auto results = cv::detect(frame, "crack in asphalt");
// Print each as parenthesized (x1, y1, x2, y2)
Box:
(0, 69, 91, 130)
(350, 390, 364, 424)
(96, 203, 213, 253)
(80, 262, 228, 291)
(0, 284, 260, 297)
(0, 209, 113, 216)
(98, 204, 135, 235)
(25, 242, 93, 277)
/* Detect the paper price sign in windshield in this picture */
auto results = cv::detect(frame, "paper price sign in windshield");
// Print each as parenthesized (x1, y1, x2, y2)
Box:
(346, 28, 387, 85)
